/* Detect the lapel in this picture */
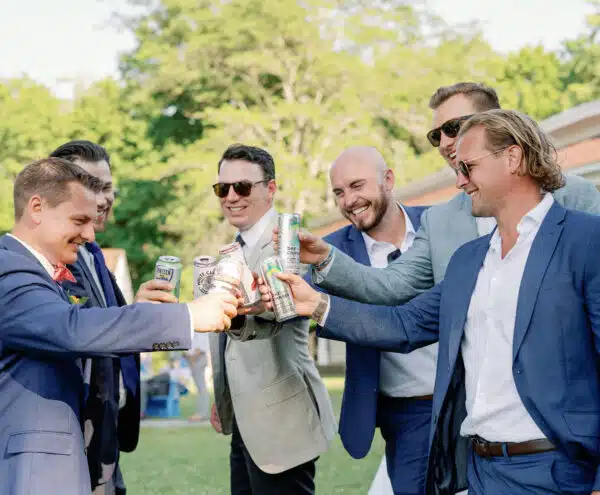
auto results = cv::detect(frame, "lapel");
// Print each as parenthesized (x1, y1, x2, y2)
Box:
(512, 202, 565, 359)
(0, 234, 70, 303)
(73, 252, 107, 308)
(447, 236, 491, 368)
(345, 227, 371, 266)
(246, 213, 278, 270)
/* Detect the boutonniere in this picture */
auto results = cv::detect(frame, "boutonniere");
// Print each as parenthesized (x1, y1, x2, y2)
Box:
(67, 291, 89, 306)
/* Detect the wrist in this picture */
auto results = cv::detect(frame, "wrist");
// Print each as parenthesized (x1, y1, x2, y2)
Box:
(314, 245, 333, 271)
(310, 292, 329, 324)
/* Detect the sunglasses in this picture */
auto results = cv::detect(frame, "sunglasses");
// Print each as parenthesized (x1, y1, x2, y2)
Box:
(455, 147, 509, 179)
(426, 115, 474, 147)
(212, 180, 268, 198)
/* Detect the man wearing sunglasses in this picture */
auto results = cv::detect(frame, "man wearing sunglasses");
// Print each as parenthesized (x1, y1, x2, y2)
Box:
(209, 144, 335, 495)
(276, 109, 600, 494)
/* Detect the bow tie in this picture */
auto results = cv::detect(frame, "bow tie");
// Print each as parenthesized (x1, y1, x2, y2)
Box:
(52, 264, 76, 283)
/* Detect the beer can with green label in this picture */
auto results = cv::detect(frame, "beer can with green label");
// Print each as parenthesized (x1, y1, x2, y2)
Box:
(277, 213, 301, 274)
(154, 255, 183, 301)
(261, 256, 297, 322)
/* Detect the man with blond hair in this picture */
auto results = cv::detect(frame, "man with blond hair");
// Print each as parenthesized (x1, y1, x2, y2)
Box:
(276, 109, 600, 494)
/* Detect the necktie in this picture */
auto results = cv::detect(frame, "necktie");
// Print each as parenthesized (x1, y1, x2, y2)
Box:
(53, 264, 77, 283)
(235, 233, 245, 247)
(86, 242, 138, 396)
(387, 248, 401, 265)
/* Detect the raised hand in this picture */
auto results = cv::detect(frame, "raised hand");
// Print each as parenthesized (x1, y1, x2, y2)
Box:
(237, 272, 273, 315)
(274, 272, 321, 317)
(135, 279, 178, 304)
(187, 292, 239, 332)
(272, 226, 331, 266)
(210, 403, 222, 433)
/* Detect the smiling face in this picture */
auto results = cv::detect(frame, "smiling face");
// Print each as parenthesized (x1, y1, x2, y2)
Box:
(330, 150, 394, 233)
(432, 93, 479, 169)
(218, 159, 276, 231)
(32, 182, 98, 265)
(72, 158, 114, 232)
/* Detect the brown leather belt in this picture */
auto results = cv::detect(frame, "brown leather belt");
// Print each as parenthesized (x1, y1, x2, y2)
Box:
(470, 436, 556, 458)
(378, 393, 433, 403)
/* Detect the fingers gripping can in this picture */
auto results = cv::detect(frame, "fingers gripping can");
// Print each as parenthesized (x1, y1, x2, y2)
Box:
(208, 257, 244, 295)
(193, 256, 217, 298)
(261, 256, 297, 322)
(278, 213, 301, 274)
(154, 255, 183, 301)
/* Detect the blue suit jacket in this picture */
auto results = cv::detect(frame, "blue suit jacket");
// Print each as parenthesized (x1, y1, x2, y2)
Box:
(322, 202, 600, 494)
(318, 204, 427, 459)
(0, 235, 191, 495)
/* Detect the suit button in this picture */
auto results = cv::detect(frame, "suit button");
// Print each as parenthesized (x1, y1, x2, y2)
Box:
(515, 368, 522, 374)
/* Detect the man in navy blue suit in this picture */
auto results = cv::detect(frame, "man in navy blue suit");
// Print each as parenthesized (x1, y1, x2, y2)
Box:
(0, 157, 238, 494)
(50, 140, 168, 494)
(276, 109, 600, 494)
(318, 147, 429, 494)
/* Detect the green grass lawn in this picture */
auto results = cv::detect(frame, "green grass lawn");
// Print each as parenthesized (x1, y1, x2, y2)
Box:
(120, 376, 385, 494)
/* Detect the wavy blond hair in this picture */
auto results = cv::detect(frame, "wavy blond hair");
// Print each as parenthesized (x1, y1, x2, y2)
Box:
(458, 109, 565, 192)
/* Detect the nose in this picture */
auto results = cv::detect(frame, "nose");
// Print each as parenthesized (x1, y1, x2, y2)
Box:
(455, 169, 469, 190)
(224, 185, 241, 202)
(439, 133, 455, 153)
(82, 222, 96, 243)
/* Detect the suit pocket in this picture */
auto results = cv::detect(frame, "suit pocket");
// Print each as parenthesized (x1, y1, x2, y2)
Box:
(563, 411, 600, 437)
(6, 431, 73, 455)
(263, 374, 307, 407)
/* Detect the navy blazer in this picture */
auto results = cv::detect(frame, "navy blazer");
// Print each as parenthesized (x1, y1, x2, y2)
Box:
(318, 204, 427, 459)
(323, 202, 600, 493)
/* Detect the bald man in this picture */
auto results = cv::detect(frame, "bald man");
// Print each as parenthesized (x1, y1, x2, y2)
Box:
(316, 147, 431, 495)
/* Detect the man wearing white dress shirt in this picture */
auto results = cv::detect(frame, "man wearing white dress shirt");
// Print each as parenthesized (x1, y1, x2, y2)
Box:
(315, 147, 430, 495)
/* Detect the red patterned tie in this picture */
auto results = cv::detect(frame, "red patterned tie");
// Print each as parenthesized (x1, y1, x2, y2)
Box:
(52, 264, 76, 283)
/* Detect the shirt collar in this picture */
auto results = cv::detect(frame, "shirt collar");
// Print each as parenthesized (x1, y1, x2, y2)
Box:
(236, 208, 277, 250)
(7, 233, 55, 277)
(489, 193, 554, 252)
(361, 203, 416, 256)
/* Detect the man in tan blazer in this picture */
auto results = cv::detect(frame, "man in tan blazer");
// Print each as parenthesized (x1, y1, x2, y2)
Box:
(209, 144, 336, 494)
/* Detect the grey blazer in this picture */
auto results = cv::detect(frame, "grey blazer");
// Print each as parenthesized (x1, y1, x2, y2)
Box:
(317, 174, 600, 305)
(0, 235, 191, 495)
(210, 212, 336, 474)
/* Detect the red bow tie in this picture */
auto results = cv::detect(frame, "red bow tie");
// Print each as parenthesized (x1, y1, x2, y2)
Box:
(52, 264, 76, 284)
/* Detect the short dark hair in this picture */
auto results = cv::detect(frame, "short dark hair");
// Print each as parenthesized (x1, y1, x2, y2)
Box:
(13, 157, 105, 220)
(217, 144, 275, 181)
(50, 140, 111, 169)
(429, 82, 501, 112)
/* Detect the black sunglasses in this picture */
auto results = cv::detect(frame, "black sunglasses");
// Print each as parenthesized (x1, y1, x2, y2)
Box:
(455, 147, 509, 179)
(212, 180, 268, 198)
(426, 114, 474, 147)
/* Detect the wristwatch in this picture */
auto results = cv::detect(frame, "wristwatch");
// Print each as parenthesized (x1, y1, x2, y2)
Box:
(311, 293, 329, 325)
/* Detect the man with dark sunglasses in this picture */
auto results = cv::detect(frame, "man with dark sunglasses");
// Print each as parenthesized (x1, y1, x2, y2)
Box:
(208, 144, 335, 495)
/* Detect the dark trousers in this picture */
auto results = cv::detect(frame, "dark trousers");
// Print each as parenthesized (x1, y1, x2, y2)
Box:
(376, 395, 432, 495)
(230, 416, 316, 495)
(468, 446, 596, 494)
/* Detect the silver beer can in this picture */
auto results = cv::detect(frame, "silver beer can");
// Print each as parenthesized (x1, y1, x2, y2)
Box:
(208, 257, 244, 295)
(218, 241, 260, 306)
(277, 213, 301, 274)
(261, 255, 297, 322)
(193, 255, 217, 298)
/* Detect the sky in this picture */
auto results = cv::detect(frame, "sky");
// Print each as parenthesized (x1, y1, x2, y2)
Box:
(0, 0, 593, 99)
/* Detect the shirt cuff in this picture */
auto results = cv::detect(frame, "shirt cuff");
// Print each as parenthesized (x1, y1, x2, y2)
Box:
(312, 249, 336, 283)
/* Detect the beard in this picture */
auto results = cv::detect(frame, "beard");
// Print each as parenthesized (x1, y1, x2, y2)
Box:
(343, 191, 389, 233)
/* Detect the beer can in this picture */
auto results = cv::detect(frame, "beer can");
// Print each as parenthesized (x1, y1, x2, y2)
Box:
(277, 213, 301, 274)
(154, 255, 183, 301)
(193, 255, 217, 298)
(208, 257, 244, 295)
(261, 256, 297, 322)
(218, 241, 260, 306)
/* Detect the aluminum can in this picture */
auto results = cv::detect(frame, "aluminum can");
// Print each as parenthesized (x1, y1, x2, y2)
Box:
(154, 255, 183, 301)
(261, 256, 297, 322)
(277, 213, 301, 274)
(193, 255, 217, 298)
(218, 241, 260, 306)
(208, 257, 244, 295)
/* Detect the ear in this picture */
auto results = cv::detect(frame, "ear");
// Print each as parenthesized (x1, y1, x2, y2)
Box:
(28, 195, 44, 225)
(507, 145, 523, 174)
(267, 179, 277, 198)
(383, 168, 395, 192)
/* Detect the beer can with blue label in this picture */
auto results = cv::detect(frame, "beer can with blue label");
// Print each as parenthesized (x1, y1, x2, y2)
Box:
(154, 255, 183, 301)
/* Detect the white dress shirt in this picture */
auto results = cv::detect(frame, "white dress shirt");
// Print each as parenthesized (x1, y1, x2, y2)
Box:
(7, 233, 55, 277)
(237, 207, 278, 258)
(460, 193, 554, 442)
(360, 206, 437, 397)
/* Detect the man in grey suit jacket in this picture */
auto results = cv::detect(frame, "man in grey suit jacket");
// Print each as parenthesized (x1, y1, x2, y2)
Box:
(209, 144, 336, 495)
(283, 82, 600, 307)
(0, 157, 238, 495)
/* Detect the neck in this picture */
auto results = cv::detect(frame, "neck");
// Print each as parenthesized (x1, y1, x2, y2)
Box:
(495, 186, 543, 256)
(11, 225, 56, 265)
(364, 202, 406, 248)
